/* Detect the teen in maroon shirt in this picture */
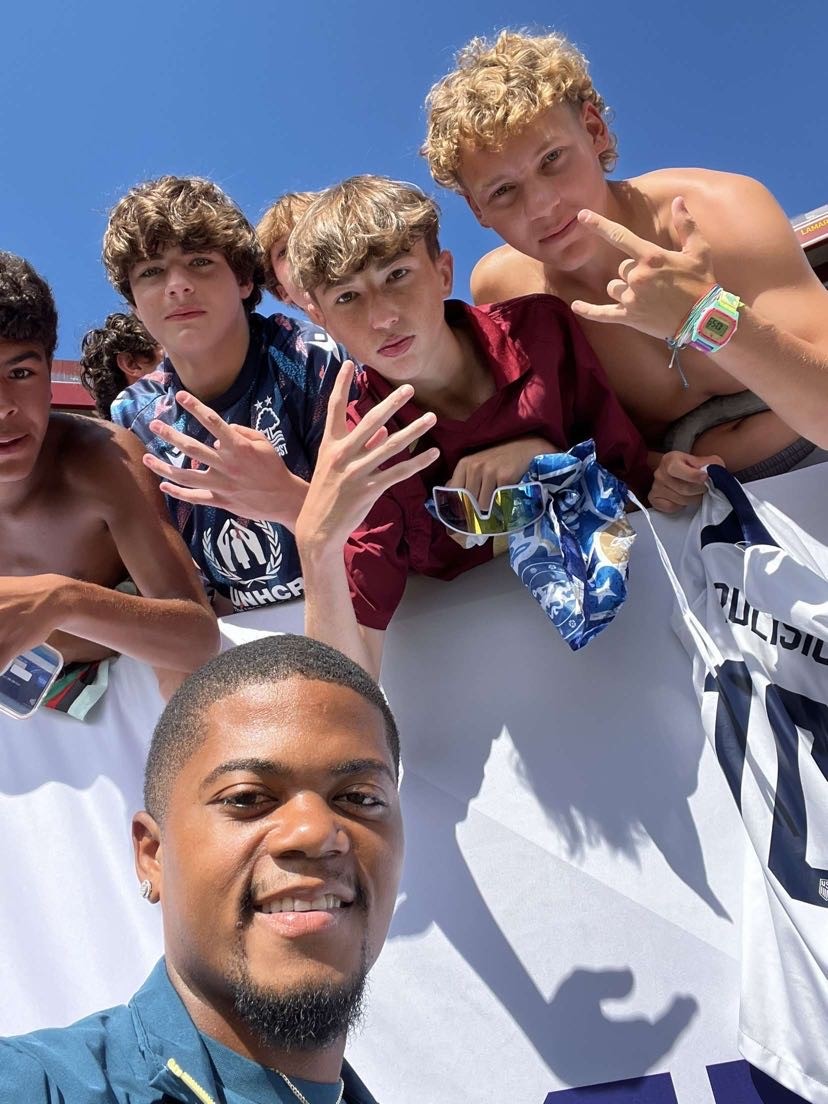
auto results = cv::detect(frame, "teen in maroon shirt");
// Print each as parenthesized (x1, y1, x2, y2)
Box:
(344, 295, 650, 630)
(288, 176, 659, 678)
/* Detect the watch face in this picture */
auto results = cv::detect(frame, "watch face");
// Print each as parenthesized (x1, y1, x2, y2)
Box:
(701, 309, 732, 342)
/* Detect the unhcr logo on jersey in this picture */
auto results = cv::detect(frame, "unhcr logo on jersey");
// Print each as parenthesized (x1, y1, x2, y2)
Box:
(713, 582, 828, 666)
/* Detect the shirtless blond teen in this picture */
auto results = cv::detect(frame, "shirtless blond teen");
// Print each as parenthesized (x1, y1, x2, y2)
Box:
(0, 253, 219, 695)
(423, 31, 828, 511)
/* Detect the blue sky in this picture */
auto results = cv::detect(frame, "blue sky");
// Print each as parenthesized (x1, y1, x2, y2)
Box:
(2, 0, 826, 357)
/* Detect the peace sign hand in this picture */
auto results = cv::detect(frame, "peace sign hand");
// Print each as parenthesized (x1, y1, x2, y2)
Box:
(570, 197, 718, 340)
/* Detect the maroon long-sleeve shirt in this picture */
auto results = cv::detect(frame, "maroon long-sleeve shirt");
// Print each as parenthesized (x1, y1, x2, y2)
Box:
(345, 295, 651, 629)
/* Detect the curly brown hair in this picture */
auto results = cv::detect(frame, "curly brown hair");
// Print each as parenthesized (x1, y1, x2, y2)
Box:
(102, 176, 265, 312)
(288, 176, 441, 293)
(0, 252, 58, 361)
(423, 29, 617, 192)
(79, 312, 160, 418)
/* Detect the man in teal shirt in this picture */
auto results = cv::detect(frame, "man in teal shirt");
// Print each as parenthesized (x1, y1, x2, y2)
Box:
(0, 634, 404, 1104)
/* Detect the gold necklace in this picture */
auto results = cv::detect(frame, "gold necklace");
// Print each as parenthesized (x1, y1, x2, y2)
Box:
(275, 1069, 345, 1104)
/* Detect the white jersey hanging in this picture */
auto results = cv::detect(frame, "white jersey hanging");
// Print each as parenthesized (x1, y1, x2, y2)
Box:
(638, 466, 828, 1103)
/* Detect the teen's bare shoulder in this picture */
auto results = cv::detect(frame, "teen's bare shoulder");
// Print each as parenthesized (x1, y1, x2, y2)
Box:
(631, 168, 795, 252)
(631, 170, 825, 329)
(49, 413, 153, 499)
(470, 244, 545, 305)
(630, 166, 755, 202)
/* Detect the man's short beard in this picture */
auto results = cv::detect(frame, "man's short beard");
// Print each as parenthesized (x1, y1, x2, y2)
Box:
(230, 947, 369, 1051)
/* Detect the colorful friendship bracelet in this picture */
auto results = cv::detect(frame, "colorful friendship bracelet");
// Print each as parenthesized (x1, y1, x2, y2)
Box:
(666, 284, 743, 388)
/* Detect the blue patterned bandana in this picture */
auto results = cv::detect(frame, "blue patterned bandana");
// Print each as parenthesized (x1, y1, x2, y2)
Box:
(509, 440, 636, 650)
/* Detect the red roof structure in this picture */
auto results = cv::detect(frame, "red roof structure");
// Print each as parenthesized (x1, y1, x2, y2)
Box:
(51, 358, 95, 413)
(792, 203, 828, 285)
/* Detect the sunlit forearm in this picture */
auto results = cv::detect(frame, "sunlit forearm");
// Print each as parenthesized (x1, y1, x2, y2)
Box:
(300, 543, 382, 681)
(718, 307, 828, 447)
(55, 579, 220, 672)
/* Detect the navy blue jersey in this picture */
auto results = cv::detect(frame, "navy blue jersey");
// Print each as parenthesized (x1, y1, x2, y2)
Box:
(111, 312, 345, 610)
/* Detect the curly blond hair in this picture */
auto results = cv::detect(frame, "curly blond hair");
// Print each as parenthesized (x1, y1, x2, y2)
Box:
(256, 191, 319, 298)
(423, 29, 617, 192)
(288, 176, 441, 293)
(103, 175, 264, 311)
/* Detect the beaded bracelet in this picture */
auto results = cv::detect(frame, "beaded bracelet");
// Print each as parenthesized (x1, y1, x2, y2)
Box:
(667, 284, 743, 388)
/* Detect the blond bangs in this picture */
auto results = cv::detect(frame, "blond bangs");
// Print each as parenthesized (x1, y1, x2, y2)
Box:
(288, 176, 440, 292)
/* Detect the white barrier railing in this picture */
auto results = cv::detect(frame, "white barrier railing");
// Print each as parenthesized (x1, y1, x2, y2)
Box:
(1, 463, 825, 1103)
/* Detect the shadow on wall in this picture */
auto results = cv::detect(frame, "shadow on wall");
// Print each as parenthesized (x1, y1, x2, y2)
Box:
(391, 770, 699, 1082)
(382, 558, 716, 1079)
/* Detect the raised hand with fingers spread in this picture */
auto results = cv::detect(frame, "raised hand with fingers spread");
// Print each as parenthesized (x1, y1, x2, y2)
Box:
(296, 361, 439, 556)
(143, 390, 307, 526)
(297, 361, 439, 680)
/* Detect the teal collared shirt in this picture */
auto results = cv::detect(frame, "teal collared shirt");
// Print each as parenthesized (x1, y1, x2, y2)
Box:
(0, 959, 376, 1104)
(200, 1031, 345, 1104)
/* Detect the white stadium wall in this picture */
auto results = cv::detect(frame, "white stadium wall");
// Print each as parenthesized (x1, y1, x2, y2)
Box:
(1, 464, 826, 1103)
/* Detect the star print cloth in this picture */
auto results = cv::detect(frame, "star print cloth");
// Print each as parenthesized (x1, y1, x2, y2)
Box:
(111, 312, 346, 610)
(508, 440, 636, 649)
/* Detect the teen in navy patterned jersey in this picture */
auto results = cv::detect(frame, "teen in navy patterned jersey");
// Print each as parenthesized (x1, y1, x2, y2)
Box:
(105, 176, 347, 611)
